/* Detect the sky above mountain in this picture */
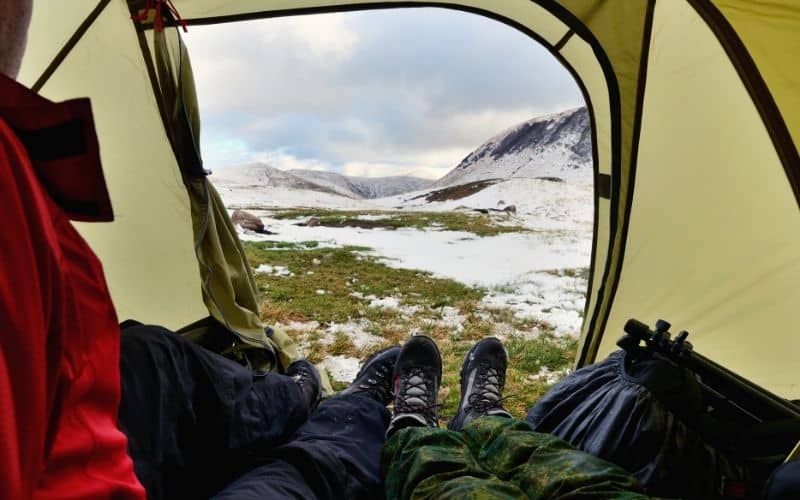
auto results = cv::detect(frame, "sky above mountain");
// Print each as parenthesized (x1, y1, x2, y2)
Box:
(184, 8, 583, 179)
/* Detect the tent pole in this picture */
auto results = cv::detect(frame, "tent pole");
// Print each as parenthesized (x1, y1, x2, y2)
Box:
(32, 0, 112, 92)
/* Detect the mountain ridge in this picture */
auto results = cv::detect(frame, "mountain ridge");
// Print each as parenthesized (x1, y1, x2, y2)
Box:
(210, 163, 431, 200)
(210, 106, 592, 202)
(435, 106, 591, 188)
(288, 169, 432, 199)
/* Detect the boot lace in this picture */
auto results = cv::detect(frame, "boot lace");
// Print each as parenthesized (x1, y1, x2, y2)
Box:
(355, 359, 393, 402)
(395, 367, 439, 426)
(466, 364, 506, 415)
(291, 364, 313, 387)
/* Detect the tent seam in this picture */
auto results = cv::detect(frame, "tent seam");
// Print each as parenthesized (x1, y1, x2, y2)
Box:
(578, 0, 657, 366)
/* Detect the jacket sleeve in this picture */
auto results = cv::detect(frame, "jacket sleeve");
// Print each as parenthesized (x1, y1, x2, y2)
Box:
(0, 118, 64, 499)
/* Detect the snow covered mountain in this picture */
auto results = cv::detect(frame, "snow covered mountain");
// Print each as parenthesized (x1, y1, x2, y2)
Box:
(436, 107, 591, 187)
(210, 163, 341, 194)
(210, 163, 430, 200)
(289, 169, 432, 199)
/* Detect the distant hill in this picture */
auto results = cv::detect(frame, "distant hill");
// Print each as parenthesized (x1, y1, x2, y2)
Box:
(435, 107, 591, 187)
(289, 169, 432, 199)
(210, 163, 340, 194)
(210, 163, 431, 200)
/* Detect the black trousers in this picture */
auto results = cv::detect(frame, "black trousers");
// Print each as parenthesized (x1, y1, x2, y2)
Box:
(118, 325, 390, 499)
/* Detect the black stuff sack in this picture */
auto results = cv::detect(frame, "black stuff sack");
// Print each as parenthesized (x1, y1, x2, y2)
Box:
(526, 350, 750, 498)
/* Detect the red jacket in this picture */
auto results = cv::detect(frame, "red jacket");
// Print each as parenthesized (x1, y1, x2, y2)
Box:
(0, 75, 145, 499)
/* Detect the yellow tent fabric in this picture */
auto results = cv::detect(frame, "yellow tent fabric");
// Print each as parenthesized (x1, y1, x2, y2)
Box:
(20, 0, 207, 330)
(18, 0, 800, 399)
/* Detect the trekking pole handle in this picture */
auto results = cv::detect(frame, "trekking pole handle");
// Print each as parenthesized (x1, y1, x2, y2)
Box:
(623, 318, 651, 341)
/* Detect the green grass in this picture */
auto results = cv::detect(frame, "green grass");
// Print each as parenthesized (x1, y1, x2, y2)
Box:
(247, 240, 320, 250)
(543, 267, 590, 280)
(505, 334, 578, 373)
(502, 334, 578, 416)
(245, 241, 481, 325)
(329, 332, 355, 356)
(268, 208, 529, 237)
(491, 283, 519, 294)
(484, 307, 556, 333)
(330, 379, 350, 392)
(245, 240, 577, 421)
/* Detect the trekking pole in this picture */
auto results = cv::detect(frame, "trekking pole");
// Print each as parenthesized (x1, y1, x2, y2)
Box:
(786, 439, 800, 463)
(621, 318, 800, 422)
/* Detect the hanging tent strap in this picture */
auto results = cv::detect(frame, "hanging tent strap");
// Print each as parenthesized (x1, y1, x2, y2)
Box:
(132, 1, 286, 370)
(131, 0, 187, 33)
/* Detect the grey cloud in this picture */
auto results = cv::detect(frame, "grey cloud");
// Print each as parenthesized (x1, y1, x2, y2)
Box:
(185, 7, 583, 172)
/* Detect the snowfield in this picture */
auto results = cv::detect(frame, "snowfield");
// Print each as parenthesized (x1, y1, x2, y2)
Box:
(233, 176, 592, 377)
(377, 177, 593, 231)
(216, 184, 376, 210)
(238, 178, 592, 293)
(242, 220, 589, 291)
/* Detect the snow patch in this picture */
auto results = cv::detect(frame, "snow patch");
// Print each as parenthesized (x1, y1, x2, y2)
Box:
(527, 366, 571, 385)
(426, 306, 466, 333)
(368, 296, 400, 309)
(281, 320, 320, 333)
(349, 214, 393, 221)
(320, 356, 360, 383)
(324, 321, 383, 350)
(482, 271, 587, 336)
(254, 263, 294, 277)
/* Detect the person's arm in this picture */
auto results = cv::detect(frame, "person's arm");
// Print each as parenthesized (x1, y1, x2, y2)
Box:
(0, 118, 61, 499)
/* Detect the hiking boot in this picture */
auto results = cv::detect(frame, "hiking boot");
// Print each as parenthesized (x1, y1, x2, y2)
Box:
(448, 337, 512, 431)
(340, 345, 401, 405)
(387, 335, 442, 435)
(286, 359, 321, 415)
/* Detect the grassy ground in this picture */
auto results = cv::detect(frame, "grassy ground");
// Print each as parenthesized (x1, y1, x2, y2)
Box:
(267, 208, 530, 237)
(245, 240, 576, 422)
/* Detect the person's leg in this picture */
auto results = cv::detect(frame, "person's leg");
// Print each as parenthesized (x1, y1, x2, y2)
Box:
(383, 417, 645, 500)
(384, 336, 644, 499)
(117, 324, 311, 499)
(214, 394, 391, 500)
(383, 425, 527, 500)
(384, 336, 524, 499)
(213, 346, 402, 499)
(461, 416, 647, 499)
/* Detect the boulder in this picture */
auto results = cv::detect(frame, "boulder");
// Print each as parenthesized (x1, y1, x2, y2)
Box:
(231, 209, 265, 233)
(503, 204, 517, 214)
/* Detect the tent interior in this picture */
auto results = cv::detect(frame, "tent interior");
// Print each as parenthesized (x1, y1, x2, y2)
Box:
(17, 0, 800, 455)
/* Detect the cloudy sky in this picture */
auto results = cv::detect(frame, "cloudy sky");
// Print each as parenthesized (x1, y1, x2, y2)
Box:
(183, 7, 583, 179)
